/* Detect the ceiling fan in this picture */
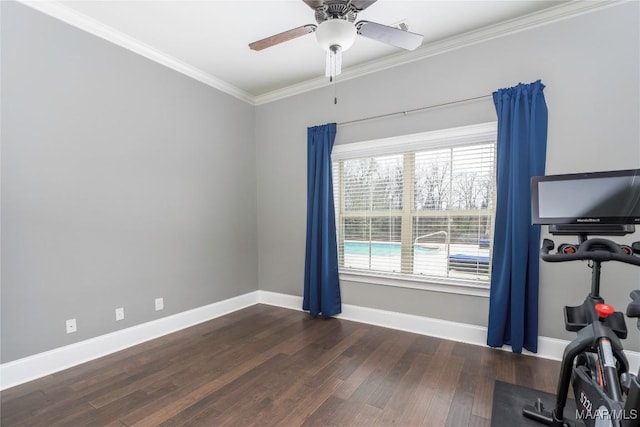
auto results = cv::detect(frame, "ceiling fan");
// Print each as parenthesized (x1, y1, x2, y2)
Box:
(248, 0, 424, 79)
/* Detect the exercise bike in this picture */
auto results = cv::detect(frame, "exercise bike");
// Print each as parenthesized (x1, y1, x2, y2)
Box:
(523, 226, 640, 427)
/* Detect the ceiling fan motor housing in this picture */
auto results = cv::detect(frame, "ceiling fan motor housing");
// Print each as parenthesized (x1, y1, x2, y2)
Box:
(315, 1, 359, 23)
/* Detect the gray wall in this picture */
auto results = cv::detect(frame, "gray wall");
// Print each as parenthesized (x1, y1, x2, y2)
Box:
(1, 2, 258, 362)
(256, 2, 640, 350)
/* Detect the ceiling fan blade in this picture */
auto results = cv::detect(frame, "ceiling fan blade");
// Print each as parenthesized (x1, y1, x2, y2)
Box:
(351, 0, 377, 11)
(249, 24, 317, 51)
(356, 21, 423, 51)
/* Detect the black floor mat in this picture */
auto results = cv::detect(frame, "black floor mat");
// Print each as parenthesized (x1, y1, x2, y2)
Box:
(491, 380, 578, 426)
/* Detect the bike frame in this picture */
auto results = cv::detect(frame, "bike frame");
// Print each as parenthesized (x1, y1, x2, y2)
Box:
(523, 237, 640, 427)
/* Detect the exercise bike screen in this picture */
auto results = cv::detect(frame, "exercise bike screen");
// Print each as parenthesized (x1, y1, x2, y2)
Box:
(532, 169, 640, 224)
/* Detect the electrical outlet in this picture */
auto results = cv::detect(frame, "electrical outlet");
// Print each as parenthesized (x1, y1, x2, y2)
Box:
(66, 318, 77, 334)
(155, 298, 164, 311)
(115, 307, 124, 321)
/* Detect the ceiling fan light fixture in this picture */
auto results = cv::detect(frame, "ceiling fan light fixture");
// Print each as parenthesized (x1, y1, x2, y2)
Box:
(325, 45, 342, 77)
(315, 19, 357, 53)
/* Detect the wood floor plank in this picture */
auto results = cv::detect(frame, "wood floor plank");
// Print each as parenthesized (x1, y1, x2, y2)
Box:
(472, 348, 500, 419)
(268, 376, 345, 426)
(352, 403, 383, 425)
(446, 389, 475, 427)
(333, 330, 413, 404)
(1, 304, 564, 426)
(376, 352, 434, 425)
(418, 342, 465, 426)
(469, 413, 492, 427)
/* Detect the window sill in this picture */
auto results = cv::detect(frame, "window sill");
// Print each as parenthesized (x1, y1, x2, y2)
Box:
(339, 269, 490, 298)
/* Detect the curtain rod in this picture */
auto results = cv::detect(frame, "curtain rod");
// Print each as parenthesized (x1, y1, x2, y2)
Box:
(337, 94, 493, 127)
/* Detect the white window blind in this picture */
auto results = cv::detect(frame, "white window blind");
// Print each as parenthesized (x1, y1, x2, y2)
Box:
(332, 123, 497, 289)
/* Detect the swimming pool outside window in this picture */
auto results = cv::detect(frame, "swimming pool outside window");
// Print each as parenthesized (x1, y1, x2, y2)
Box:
(332, 123, 497, 295)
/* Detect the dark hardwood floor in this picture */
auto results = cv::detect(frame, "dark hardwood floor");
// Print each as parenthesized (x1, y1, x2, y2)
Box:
(1, 304, 562, 426)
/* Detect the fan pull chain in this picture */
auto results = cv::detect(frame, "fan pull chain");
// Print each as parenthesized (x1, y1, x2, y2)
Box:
(332, 75, 338, 104)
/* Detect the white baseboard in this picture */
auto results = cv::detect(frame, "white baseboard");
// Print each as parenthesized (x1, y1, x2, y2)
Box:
(258, 291, 640, 374)
(0, 291, 259, 390)
(3, 289, 638, 390)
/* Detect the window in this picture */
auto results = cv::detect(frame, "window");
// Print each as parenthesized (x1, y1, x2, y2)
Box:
(332, 122, 497, 295)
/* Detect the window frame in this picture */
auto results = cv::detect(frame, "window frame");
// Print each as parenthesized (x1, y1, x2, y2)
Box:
(332, 122, 497, 298)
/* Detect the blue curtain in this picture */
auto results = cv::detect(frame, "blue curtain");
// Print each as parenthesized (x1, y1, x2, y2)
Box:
(487, 80, 548, 353)
(303, 123, 341, 318)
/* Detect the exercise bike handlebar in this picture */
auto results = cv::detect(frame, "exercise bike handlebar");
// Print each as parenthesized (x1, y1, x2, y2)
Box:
(540, 237, 640, 266)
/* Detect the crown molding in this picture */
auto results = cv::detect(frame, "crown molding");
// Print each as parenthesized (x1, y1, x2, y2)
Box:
(16, 0, 256, 105)
(18, 0, 624, 106)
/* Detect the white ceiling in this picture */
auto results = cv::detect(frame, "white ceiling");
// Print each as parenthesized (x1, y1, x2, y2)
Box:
(21, 0, 611, 104)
